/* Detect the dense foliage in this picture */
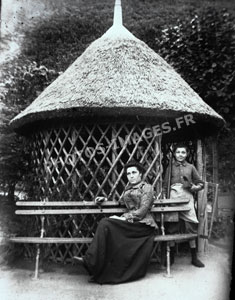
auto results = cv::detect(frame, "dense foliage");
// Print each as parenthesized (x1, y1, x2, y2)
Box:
(0, 1, 235, 200)
(154, 9, 235, 190)
(156, 9, 235, 127)
(0, 62, 60, 199)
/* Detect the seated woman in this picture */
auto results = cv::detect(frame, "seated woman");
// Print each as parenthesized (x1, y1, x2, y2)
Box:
(73, 160, 158, 284)
(163, 143, 205, 268)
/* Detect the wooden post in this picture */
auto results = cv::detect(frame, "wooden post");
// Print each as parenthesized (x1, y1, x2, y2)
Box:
(198, 182, 208, 253)
(212, 139, 219, 219)
(112, 125, 117, 201)
(71, 130, 78, 199)
(208, 183, 219, 239)
(197, 139, 208, 253)
(196, 140, 204, 179)
(33, 216, 45, 280)
(167, 148, 172, 199)
(155, 135, 162, 199)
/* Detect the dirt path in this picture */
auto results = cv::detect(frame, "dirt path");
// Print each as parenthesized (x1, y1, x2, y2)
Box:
(0, 238, 233, 300)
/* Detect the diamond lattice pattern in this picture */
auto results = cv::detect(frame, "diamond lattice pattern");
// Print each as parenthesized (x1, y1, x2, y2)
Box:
(28, 123, 162, 262)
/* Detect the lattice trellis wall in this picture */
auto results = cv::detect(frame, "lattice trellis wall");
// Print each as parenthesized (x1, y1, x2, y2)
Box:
(25, 123, 163, 263)
(32, 123, 162, 201)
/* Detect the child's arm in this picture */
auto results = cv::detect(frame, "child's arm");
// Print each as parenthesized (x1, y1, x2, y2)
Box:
(191, 166, 204, 192)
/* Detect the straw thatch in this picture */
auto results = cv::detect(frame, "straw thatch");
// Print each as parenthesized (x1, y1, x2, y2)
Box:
(11, 19, 224, 133)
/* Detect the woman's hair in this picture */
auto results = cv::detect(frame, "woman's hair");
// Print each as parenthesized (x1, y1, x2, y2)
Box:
(124, 160, 146, 175)
(173, 143, 189, 154)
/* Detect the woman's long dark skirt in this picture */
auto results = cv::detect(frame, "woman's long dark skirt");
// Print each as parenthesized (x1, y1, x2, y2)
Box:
(83, 218, 155, 284)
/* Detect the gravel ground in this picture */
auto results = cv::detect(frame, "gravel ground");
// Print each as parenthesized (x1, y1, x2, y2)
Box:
(0, 238, 234, 300)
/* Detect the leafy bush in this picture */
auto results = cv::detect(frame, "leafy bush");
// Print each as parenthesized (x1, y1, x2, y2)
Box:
(156, 9, 235, 121)
(0, 61, 60, 200)
(153, 8, 235, 189)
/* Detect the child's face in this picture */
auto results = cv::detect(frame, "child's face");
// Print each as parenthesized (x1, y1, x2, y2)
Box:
(174, 147, 187, 162)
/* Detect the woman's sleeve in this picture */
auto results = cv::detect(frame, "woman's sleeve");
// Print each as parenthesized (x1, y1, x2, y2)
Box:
(132, 184, 154, 221)
(118, 195, 125, 206)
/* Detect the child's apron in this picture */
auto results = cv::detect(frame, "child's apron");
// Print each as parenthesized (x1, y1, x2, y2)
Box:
(170, 183, 199, 223)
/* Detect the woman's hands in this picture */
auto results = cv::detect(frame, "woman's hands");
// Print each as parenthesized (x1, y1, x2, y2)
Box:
(122, 212, 134, 223)
(126, 213, 134, 223)
(94, 196, 107, 204)
(190, 184, 202, 192)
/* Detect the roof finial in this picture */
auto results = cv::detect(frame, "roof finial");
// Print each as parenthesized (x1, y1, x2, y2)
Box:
(113, 0, 123, 26)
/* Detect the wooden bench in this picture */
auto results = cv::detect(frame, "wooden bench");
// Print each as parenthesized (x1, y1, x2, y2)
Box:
(9, 198, 197, 279)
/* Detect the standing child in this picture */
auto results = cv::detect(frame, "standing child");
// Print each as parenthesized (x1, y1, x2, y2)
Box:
(163, 143, 205, 267)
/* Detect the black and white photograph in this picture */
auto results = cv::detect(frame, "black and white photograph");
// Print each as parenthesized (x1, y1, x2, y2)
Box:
(0, 0, 234, 299)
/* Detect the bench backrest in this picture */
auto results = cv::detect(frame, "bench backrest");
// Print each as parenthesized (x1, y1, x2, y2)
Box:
(14, 199, 191, 239)
(15, 198, 189, 215)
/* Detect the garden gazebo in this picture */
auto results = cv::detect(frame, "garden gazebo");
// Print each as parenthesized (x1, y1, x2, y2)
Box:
(11, 0, 224, 262)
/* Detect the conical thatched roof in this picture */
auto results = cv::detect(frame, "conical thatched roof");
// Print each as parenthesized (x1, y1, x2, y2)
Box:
(11, 0, 224, 135)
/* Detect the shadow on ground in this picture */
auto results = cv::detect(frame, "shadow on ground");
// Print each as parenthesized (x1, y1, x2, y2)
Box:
(0, 236, 234, 300)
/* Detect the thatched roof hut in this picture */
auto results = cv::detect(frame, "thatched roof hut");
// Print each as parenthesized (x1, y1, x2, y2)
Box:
(10, 0, 224, 263)
(11, 1, 224, 138)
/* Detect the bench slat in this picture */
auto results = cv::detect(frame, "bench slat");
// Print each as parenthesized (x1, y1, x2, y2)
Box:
(9, 237, 93, 244)
(15, 201, 120, 207)
(154, 233, 197, 242)
(151, 207, 189, 213)
(9, 233, 197, 244)
(15, 208, 126, 215)
(154, 198, 189, 204)
(15, 198, 189, 207)
(15, 206, 190, 215)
